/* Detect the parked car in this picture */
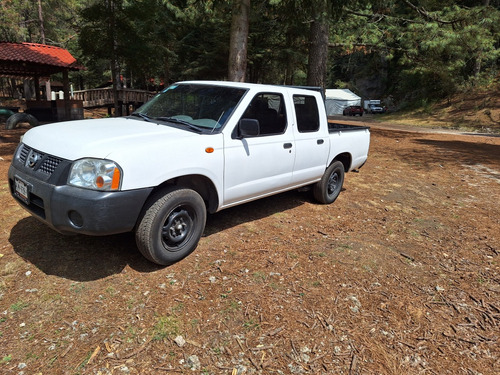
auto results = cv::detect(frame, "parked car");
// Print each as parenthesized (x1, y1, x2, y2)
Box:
(343, 105, 364, 116)
(368, 104, 385, 114)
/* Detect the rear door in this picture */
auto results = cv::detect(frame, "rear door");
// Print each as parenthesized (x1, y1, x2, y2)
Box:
(290, 93, 330, 185)
(222, 92, 295, 206)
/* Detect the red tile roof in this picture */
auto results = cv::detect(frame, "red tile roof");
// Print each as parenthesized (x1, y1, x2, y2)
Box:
(0, 42, 83, 77)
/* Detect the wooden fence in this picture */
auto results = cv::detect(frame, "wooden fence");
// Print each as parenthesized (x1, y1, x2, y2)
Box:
(72, 88, 156, 109)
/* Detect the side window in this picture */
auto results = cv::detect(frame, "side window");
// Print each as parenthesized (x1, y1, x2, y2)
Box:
(241, 93, 287, 136)
(294, 95, 320, 132)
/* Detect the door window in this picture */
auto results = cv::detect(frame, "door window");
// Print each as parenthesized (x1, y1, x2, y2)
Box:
(294, 95, 320, 132)
(241, 93, 287, 136)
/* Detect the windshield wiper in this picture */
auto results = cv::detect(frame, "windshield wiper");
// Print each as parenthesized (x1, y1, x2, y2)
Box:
(130, 112, 154, 122)
(155, 117, 203, 133)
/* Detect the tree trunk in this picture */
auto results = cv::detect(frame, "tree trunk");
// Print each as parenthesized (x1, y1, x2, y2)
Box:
(111, 59, 121, 116)
(228, 0, 250, 82)
(107, 0, 121, 116)
(306, 0, 329, 89)
(38, 0, 45, 44)
(473, 0, 490, 81)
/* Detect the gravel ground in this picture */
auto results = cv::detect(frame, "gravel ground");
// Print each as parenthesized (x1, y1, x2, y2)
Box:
(0, 120, 499, 374)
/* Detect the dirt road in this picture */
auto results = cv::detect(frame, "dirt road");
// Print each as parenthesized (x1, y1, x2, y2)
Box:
(0, 121, 499, 374)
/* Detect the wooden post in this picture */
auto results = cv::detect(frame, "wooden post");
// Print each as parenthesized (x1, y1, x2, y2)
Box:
(23, 79, 32, 101)
(62, 69, 70, 120)
(34, 75, 41, 101)
(45, 80, 52, 100)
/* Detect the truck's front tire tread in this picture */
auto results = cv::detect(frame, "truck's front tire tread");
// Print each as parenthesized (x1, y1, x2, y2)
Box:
(135, 188, 206, 265)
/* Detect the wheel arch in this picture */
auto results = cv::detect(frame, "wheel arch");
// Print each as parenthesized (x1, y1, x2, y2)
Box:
(331, 152, 352, 172)
(148, 174, 219, 214)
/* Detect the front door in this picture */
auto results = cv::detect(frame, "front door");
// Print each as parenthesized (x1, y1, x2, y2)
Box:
(223, 92, 295, 206)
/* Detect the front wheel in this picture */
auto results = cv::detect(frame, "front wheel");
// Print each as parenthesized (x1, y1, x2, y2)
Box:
(135, 188, 206, 265)
(313, 161, 345, 204)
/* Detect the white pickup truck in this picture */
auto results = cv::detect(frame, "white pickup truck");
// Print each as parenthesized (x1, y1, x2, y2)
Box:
(9, 81, 370, 265)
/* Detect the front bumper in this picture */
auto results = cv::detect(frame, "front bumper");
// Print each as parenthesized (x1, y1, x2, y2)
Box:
(8, 144, 152, 236)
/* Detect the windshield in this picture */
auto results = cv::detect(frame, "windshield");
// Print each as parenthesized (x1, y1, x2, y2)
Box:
(134, 83, 247, 132)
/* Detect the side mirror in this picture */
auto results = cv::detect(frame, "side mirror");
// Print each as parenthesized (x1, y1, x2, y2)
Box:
(236, 118, 260, 138)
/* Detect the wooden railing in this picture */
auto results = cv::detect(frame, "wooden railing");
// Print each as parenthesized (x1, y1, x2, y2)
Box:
(72, 88, 156, 108)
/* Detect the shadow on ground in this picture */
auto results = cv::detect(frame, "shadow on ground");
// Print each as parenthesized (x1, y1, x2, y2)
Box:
(205, 189, 310, 236)
(9, 190, 311, 281)
(9, 217, 161, 281)
(414, 138, 500, 165)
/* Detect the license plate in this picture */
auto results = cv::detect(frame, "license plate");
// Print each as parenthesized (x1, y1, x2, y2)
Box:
(14, 177, 30, 204)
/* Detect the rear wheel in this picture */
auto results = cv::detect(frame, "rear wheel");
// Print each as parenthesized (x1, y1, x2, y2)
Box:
(135, 188, 206, 265)
(313, 161, 345, 204)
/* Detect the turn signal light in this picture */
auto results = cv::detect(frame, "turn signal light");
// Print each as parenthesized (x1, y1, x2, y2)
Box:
(111, 168, 121, 190)
(96, 176, 105, 188)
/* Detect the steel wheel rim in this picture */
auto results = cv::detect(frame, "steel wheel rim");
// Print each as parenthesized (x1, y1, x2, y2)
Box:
(327, 172, 339, 196)
(161, 205, 195, 250)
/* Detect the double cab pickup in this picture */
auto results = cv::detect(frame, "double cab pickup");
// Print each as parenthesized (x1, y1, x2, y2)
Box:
(9, 81, 370, 265)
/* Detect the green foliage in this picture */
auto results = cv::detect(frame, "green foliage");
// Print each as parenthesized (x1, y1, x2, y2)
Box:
(398, 5, 499, 91)
(0, 0, 498, 104)
(10, 301, 29, 312)
(0, 0, 83, 46)
(152, 315, 180, 341)
(327, 1, 500, 103)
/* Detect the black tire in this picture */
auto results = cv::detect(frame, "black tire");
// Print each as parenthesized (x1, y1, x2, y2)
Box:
(135, 188, 207, 265)
(5, 113, 39, 130)
(313, 161, 345, 204)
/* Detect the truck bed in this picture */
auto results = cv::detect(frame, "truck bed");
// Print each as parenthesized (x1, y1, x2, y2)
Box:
(328, 122, 370, 132)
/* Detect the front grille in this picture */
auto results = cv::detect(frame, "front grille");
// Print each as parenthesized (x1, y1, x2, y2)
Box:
(19, 144, 31, 163)
(39, 155, 62, 174)
(18, 144, 63, 176)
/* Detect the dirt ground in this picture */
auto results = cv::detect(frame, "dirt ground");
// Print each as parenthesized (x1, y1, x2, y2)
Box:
(0, 117, 498, 374)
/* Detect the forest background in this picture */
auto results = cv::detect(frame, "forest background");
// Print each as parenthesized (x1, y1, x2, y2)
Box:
(0, 0, 499, 110)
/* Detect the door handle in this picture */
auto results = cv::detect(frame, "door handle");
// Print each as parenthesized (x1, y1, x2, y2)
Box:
(317, 139, 324, 145)
(283, 143, 293, 149)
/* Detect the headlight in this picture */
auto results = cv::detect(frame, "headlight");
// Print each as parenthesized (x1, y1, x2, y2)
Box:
(68, 159, 122, 191)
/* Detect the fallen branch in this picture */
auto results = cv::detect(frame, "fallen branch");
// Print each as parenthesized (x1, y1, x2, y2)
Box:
(266, 326, 284, 336)
(60, 343, 73, 358)
(248, 355, 261, 370)
(486, 244, 498, 256)
(310, 353, 327, 363)
(349, 354, 358, 375)
(400, 252, 415, 262)
(489, 303, 500, 313)
(115, 337, 152, 360)
(250, 345, 274, 351)
(399, 341, 416, 349)
(442, 332, 477, 345)
(87, 345, 101, 364)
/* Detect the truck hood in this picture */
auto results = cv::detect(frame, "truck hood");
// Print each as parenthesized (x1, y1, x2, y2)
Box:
(21, 117, 200, 160)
